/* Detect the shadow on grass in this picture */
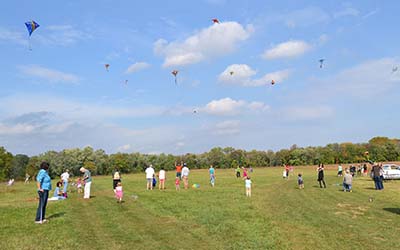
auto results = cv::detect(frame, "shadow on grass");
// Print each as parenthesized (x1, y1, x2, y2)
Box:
(364, 187, 376, 190)
(47, 212, 66, 219)
(383, 208, 400, 215)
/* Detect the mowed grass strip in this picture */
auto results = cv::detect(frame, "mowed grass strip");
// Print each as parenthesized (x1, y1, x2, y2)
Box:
(0, 167, 399, 250)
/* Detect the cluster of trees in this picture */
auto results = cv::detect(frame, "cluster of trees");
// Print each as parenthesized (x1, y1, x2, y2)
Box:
(1, 137, 399, 181)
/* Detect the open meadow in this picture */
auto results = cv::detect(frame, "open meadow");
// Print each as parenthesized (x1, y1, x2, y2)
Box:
(1, 166, 400, 250)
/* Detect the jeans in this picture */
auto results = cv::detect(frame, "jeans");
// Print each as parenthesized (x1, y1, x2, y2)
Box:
(374, 176, 383, 190)
(35, 190, 49, 222)
(63, 180, 68, 194)
(84, 182, 91, 198)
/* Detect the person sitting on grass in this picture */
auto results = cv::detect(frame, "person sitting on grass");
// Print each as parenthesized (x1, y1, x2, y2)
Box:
(48, 181, 66, 201)
(343, 169, 353, 192)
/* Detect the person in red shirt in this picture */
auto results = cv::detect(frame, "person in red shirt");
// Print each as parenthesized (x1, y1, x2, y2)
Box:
(175, 162, 182, 180)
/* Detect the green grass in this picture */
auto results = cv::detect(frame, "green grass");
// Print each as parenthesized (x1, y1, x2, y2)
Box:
(1, 167, 400, 250)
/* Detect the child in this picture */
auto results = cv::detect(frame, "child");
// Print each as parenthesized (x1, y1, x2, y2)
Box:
(114, 182, 123, 202)
(175, 177, 180, 191)
(343, 169, 353, 192)
(76, 178, 83, 193)
(236, 166, 241, 178)
(49, 181, 65, 201)
(242, 167, 248, 180)
(298, 173, 304, 189)
(245, 176, 252, 197)
(159, 167, 166, 190)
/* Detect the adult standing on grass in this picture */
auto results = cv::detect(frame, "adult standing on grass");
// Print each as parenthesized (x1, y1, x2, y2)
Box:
(317, 163, 326, 188)
(209, 165, 215, 187)
(35, 162, 52, 224)
(145, 165, 155, 190)
(235, 166, 241, 178)
(80, 167, 92, 199)
(371, 163, 383, 190)
(60, 169, 69, 197)
(182, 163, 190, 189)
(337, 164, 343, 177)
(112, 168, 121, 191)
(343, 169, 353, 192)
(158, 167, 166, 190)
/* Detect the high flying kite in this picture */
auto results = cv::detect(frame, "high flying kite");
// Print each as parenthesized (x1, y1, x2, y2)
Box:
(172, 70, 179, 84)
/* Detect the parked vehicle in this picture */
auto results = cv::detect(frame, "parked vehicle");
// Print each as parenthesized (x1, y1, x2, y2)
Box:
(382, 164, 400, 180)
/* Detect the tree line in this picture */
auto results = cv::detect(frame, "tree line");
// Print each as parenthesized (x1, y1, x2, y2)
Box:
(0, 136, 399, 181)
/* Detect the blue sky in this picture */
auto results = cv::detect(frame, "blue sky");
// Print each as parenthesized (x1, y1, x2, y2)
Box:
(0, 0, 399, 155)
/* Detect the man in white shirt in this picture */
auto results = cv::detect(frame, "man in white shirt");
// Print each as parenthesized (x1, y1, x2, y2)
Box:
(145, 165, 155, 190)
(60, 169, 70, 196)
(181, 163, 190, 189)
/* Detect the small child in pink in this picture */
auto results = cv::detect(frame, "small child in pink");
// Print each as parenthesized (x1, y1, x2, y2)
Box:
(114, 182, 123, 202)
(175, 177, 180, 191)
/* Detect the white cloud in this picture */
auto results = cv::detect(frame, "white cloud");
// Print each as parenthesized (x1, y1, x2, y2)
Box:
(201, 97, 268, 116)
(0, 27, 28, 45)
(35, 25, 91, 46)
(334, 7, 360, 19)
(0, 123, 36, 135)
(214, 120, 240, 135)
(117, 144, 131, 152)
(314, 58, 400, 98)
(125, 62, 150, 74)
(154, 21, 253, 67)
(18, 65, 80, 84)
(218, 64, 290, 87)
(282, 7, 330, 28)
(262, 40, 312, 60)
(281, 106, 334, 120)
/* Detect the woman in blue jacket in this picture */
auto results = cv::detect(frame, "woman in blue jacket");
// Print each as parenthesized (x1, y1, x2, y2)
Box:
(35, 162, 52, 224)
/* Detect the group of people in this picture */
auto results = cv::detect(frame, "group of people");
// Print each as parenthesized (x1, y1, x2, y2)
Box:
(34, 162, 92, 224)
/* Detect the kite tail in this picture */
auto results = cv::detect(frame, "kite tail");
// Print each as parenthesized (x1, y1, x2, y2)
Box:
(175, 77, 177, 85)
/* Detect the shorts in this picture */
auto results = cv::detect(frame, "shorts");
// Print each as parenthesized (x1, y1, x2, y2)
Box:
(298, 180, 304, 185)
(147, 178, 152, 183)
(160, 179, 165, 183)
(176, 172, 181, 178)
(338, 171, 343, 175)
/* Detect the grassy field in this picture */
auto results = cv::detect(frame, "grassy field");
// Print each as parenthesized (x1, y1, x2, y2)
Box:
(1, 166, 400, 250)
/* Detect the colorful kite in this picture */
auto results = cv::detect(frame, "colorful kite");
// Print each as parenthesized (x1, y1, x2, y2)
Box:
(25, 20, 40, 36)
(212, 18, 220, 24)
(25, 20, 40, 50)
(271, 79, 275, 85)
(172, 70, 179, 84)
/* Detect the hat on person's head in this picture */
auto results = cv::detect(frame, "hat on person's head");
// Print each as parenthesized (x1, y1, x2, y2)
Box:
(79, 167, 85, 172)
(183, 163, 187, 166)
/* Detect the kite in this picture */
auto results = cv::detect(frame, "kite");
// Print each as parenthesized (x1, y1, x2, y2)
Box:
(229, 71, 234, 75)
(171, 70, 179, 84)
(271, 79, 275, 85)
(193, 110, 198, 114)
(124, 80, 128, 84)
(25, 20, 40, 50)
(212, 18, 220, 24)
(319, 59, 325, 68)
(25, 20, 40, 36)
(105, 64, 110, 71)
(392, 66, 398, 73)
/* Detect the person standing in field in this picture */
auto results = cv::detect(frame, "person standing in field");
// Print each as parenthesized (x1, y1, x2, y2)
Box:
(175, 162, 182, 180)
(285, 164, 290, 179)
(371, 163, 383, 190)
(337, 164, 343, 177)
(175, 177, 180, 191)
(236, 166, 241, 178)
(112, 169, 121, 191)
(245, 176, 252, 197)
(317, 163, 326, 188)
(60, 169, 70, 197)
(158, 167, 166, 190)
(298, 173, 304, 189)
(114, 182, 123, 203)
(209, 165, 215, 187)
(343, 169, 353, 192)
(35, 162, 52, 224)
(145, 165, 155, 190)
(80, 167, 92, 199)
(242, 167, 248, 180)
(25, 173, 30, 184)
(182, 163, 190, 189)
